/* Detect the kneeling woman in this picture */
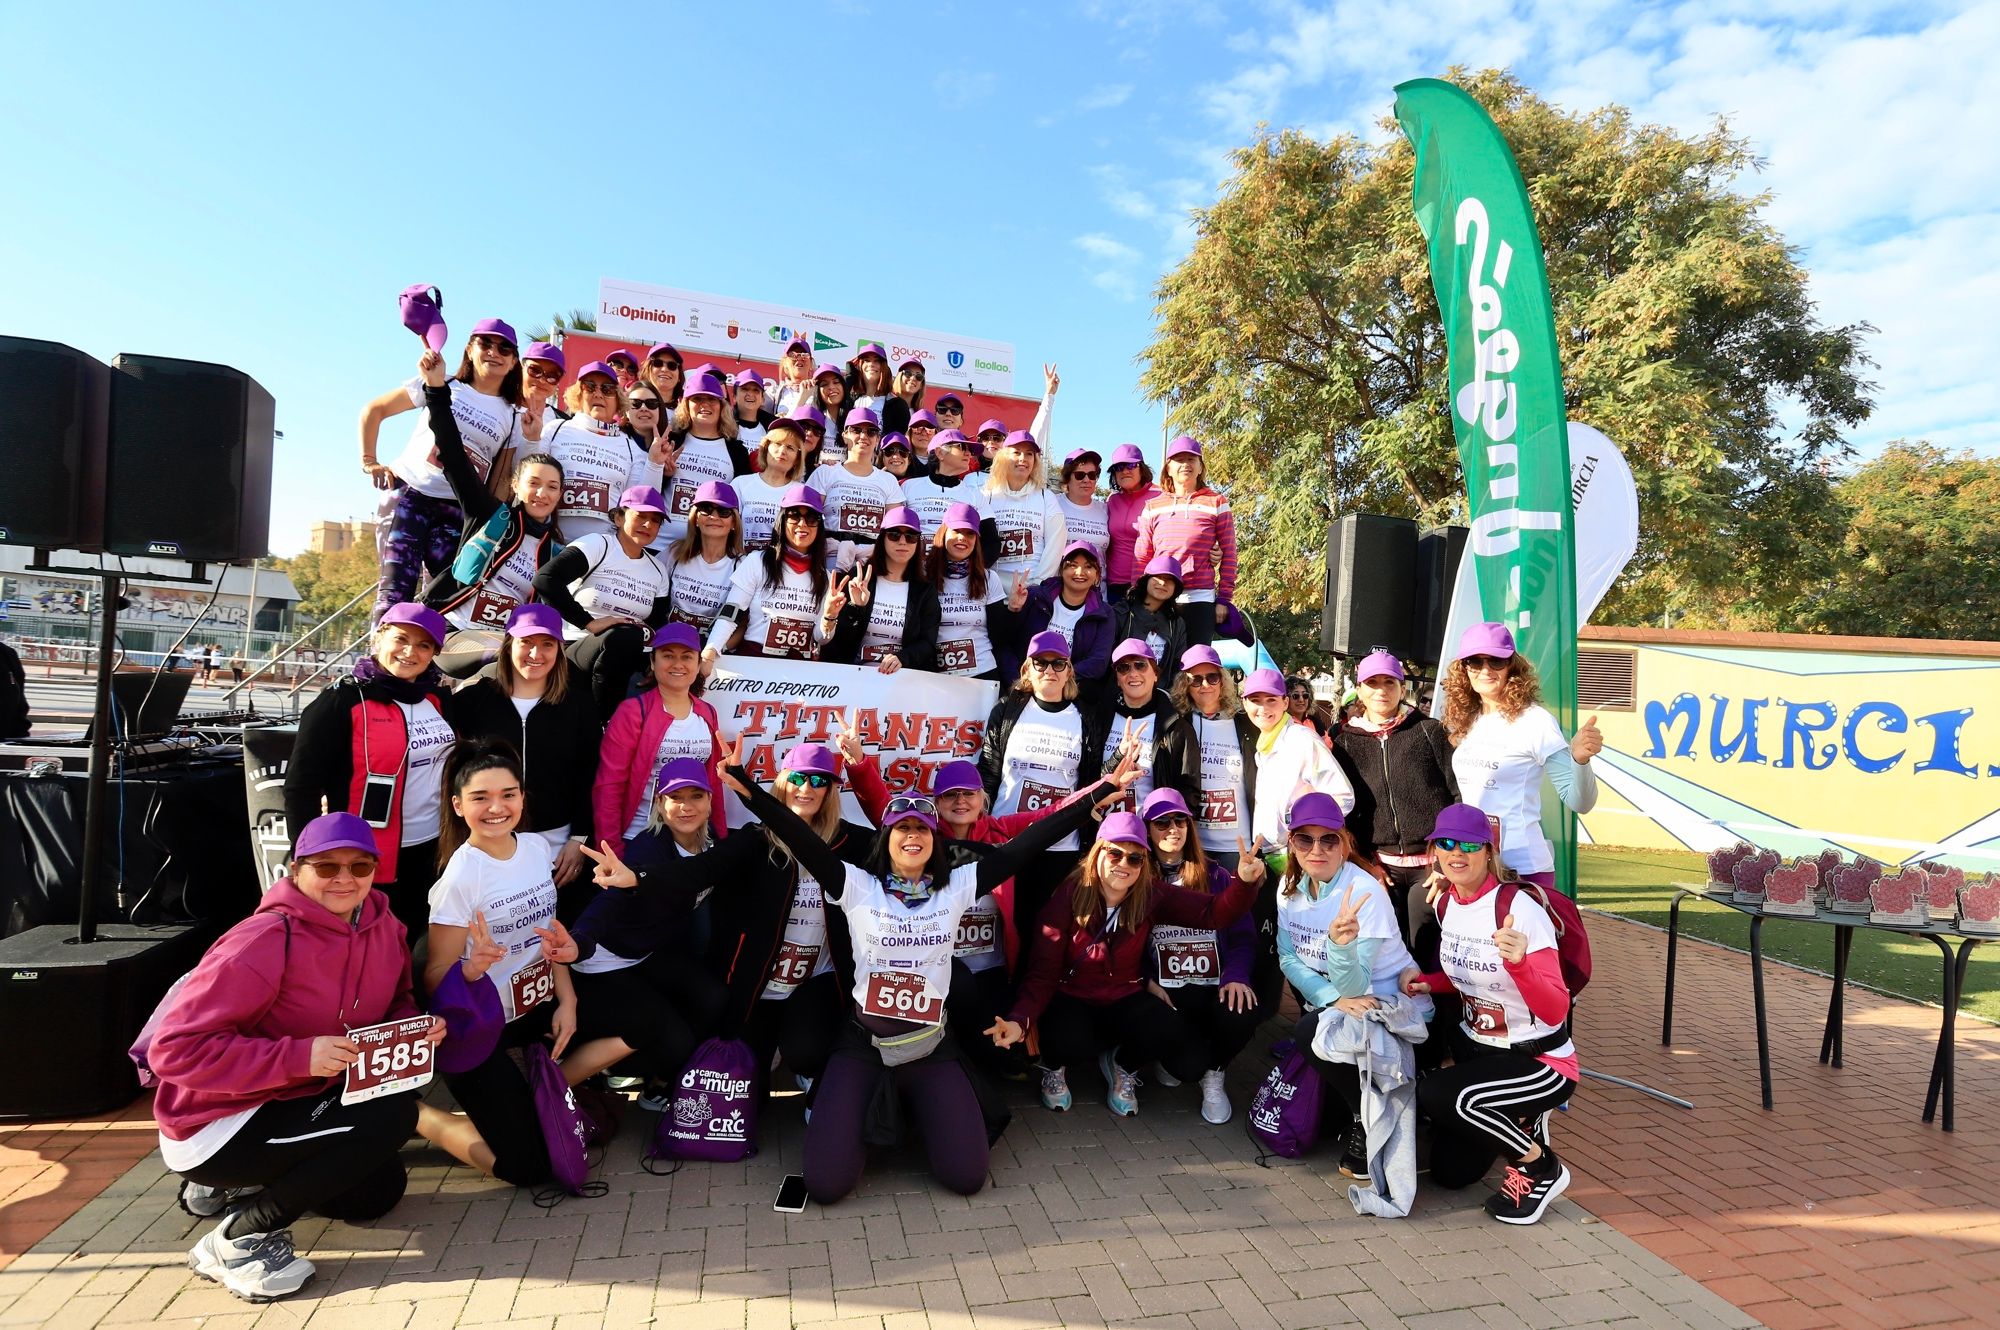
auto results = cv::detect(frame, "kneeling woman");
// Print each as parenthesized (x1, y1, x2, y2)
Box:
(150, 813, 446, 1303)
(1408, 804, 1578, 1225)
(731, 750, 1112, 1203)
(990, 814, 1265, 1119)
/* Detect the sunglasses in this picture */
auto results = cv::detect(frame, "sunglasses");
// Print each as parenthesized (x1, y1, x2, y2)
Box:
(472, 336, 517, 355)
(848, 426, 881, 437)
(693, 503, 732, 519)
(1029, 657, 1071, 673)
(784, 509, 822, 524)
(1114, 659, 1154, 674)
(885, 795, 937, 820)
(882, 528, 919, 542)
(649, 358, 681, 371)
(784, 771, 833, 789)
(1070, 469, 1100, 482)
(1463, 654, 1511, 671)
(881, 446, 911, 457)
(1430, 837, 1488, 853)
(582, 379, 618, 394)
(1187, 672, 1223, 686)
(301, 858, 377, 880)
(1099, 846, 1148, 867)
(629, 397, 663, 410)
(1150, 814, 1191, 829)
(937, 404, 963, 414)
(1289, 832, 1343, 853)
(525, 364, 562, 383)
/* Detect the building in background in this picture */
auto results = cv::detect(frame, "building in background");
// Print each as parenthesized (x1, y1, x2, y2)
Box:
(0, 547, 300, 655)
(308, 520, 376, 555)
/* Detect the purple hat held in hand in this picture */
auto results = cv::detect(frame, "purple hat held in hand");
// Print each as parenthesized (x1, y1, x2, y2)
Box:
(399, 284, 448, 353)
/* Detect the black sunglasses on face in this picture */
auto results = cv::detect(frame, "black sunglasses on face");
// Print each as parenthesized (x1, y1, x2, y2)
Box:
(472, 336, 516, 355)
(693, 503, 731, 519)
(525, 364, 561, 382)
(1114, 659, 1153, 674)
(1071, 470, 1099, 481)
(629, 398, 662, 410)
(1100, 846, 1147, 867)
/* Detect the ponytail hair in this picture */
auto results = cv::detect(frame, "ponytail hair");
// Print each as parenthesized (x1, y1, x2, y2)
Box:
(437, 739, 525, 868)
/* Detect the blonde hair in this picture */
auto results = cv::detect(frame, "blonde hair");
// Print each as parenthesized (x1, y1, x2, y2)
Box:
(755, 424, 808, 482)
(563, 377, 631, 418)
(671, 396, 740, 441)
(761, 774, 843, 868)
(1064, 840, 1160, 934)
(1442, 654, 1542, 744)
(1276, 827, 1385, 899)
(1170, 665, 1241, 718)
(982, 445, 1049, 499)
(1011, 656, 1079, 701)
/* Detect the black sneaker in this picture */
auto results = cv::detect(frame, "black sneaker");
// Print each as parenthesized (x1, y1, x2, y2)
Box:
(1337, 1118, 1370, 1183)
(1484, 1151, 1569, 1225)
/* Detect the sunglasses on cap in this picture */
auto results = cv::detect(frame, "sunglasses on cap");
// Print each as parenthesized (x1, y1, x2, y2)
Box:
(301, 857, 378, 879)
(693, 503, 731, 519)
(1430, 837, 1488, 853)
(784, 771, 833, 789)
(885, 795, 937, 821)
(525, 363, 562, 383)
(1289, 832, 1343, 853)
(1099, 846, 1148, 867)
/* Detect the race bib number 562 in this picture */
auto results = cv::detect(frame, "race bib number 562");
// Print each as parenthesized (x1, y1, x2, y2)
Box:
(342, 1017, 435, 1105)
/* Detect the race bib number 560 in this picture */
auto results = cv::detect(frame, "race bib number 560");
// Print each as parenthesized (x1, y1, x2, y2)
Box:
(862, 970, 943, 1023)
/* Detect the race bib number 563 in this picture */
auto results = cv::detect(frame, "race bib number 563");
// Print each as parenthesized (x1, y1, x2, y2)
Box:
(342, 1017, 435, 1105)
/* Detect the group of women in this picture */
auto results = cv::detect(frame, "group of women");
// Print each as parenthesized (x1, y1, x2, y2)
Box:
(147, 321, 1605, 1303)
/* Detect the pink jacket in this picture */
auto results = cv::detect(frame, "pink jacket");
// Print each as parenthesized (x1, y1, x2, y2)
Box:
(1133, 488, 1237, 601)
(1106, 483, 1161, 586)
(593, 691, 725, 857)
(152, 880, 419, 1141)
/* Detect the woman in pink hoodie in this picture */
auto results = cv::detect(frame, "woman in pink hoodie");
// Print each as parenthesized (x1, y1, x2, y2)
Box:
(150, 813, 449, 1303)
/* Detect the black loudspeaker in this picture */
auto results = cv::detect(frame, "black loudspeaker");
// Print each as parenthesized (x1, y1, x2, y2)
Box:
(1412, 524, 1470, 666)
(0, 922, 216, 1118)
(105, 354, 275, 562)
(1321, 513, 1418, 658)
(0, 337, 110, 549)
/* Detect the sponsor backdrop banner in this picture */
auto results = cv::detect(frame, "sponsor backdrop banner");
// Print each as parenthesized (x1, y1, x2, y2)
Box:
(596, 279, 1019, 395)
(704, 656, 1000, 827)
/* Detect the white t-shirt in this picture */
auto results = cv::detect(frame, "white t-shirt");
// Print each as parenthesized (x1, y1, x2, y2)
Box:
(662, 435, 738, 546)
(546, 416, 647, 542)
(1451, 706, 1570, 875)
(735, 416, 768, 451)
(935, 571, 1005, 676)
(734, 472, 792, 552)
(428, 836, 560, 1022)
(668, 552, 737, 635)
(446, 534, 540, 635)
(993, 704, 1086, 851)
(858, 578, 910, 664)
(625, 710, 714, 839)
(1046, 599, 1084, 650)
(899, 475, 985, 538)
(1194, 714, 1247, 853)
(954, 893, 1005, 972)
(562, 533, 669, 641)
(808, 463, 904, 545)
(1250, 721, 1354, 849)
(398, 700, 455, 848)
(390, 379, 520, 500)
(1278, 864, 1415, 997)
(713, 557, 825, 660)
(1099, 708, 1158, 816)
(1057, 496, 1110, 566)
(833, 862, 981, 1026)
(1438, 884, 1570, 1057)
(763, 866, 835, 999)
(985, 486, 1065, 583)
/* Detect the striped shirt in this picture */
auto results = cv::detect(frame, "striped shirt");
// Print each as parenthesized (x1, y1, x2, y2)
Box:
(1133, 488, 1236, 600)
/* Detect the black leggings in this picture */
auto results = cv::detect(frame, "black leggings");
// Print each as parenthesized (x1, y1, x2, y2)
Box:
(945, 961, 1022, 1078)
(180, 1084, 416, 1236)
(1416, 1025, 1575, 1188)
(382, 838, 440, 944)
(1161, 982, 1264, 1073)
(1182, 600, 1216, 647)
(740, 971, 843, 1087)
(440, 1005, 556, 1188)
(805, 1043, 989, 1204)
(572, 952, 728, 1083)
(565, 623, 649, 726)
(1038, 989, 1204, 1084)
(1010, 852, 1079, 954)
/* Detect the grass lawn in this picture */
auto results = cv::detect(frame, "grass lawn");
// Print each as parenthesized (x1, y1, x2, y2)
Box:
(1578, 845, 2000, 1025)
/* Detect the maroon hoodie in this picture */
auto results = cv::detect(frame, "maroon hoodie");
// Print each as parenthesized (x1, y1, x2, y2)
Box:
(151, 878, 419, 1142)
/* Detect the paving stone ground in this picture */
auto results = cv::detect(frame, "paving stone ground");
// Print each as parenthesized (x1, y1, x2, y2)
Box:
(2, 909, 1994, 1329)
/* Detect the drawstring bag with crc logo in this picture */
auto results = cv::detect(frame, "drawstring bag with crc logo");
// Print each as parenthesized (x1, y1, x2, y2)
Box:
(644, 1037, 759, 1174)
(523, 1043, 606, 1207)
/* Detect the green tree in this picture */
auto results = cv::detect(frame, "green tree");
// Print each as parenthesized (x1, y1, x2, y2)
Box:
(1788, 443, 2000, 640)
(524, 308, 598, 345)
(1140, 67, 1873, 633)
(271, 543, 380, 648)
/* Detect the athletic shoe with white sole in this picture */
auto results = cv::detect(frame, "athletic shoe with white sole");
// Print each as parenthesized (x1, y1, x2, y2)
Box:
(1485, 1151, 1570, 1225)
(1337, 1118, 1371, 1183)
(188, 1224, 316, 1302)
(178, 1181, 253, 1219)
(1040, 1066, 1073, 1111)
(1153, 1065, 1182, 1088)
(1100, 1050, 1140, 1117)
(1198, 1069, 1232, 1124)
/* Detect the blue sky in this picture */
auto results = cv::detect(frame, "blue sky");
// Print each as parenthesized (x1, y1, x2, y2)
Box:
(3, 1, 1994, 557)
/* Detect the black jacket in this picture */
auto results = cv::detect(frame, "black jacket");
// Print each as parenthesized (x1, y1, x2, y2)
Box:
(530, 540, 673, 635)
(282, 673, 453, 867)
(1095, 688, 1185, 808)
(1156, 709, 1259, 830)
(824, 576, 941, 670)
(416, 384, 561, 617)
(978, 693, 1107, 803)
(1331, 709, 1461, 858)
(449, 667, 604, 839)
(1111, 594, 1189, 690)
(0, 640, 26, 739)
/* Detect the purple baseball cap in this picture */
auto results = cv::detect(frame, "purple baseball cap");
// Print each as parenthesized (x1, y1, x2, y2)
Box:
(734, 368, 766, 388)
(1289, 793, 1346, 833)
(1140, 789, 1191, 822)
(933, 760, 982, 795)
(1111, 638, 1158, 666)
(399, 283, 447, 353)
(1141, 554, 1184, 584)
(575, 359, 618, 382)
(856, 342, 888, 361)
(783, 335, 811, 355)
(1027, 630, 1071, 660)
(780, 483, 825, 514)
(896, 355, 925, 372)
(1003, 429, 1040, 452)
(379, 601, 449, 649)
(940, 502, 981, 533)
(1355, 650, 1405, 683)
(655, 756, 712, 797)
(646, 341, 679, 362)
(504, 603, 564, 640)
(1180, 644, 1223, 673)
(1064, 447, 1102, 467)
(879, 431, 911, 453)
(935, 392, 965, 409)
(1109, 443, 1145, 468)
(933, 428, 970, 449)
(604, 347, 639, 367)
(879, 504, 922, 533)
(1164, 435, 1202, 460)
(617, 485, 668, 515)
(976, 418, 1008, 438)
(689, 361, 720, 379)
(684, 372, 727, 401)
(1429, 803, 1496, 846)
(522, 341, 566, 372)
(1098, 812, 1148, 847)
(908, 409, 939, 430)
(649, 622, 701, 652)
(884, 798, 937, 833)
(1059, 541, 1102, 568)
(1241, 667, 1288, 699)
(780, 743, 839, 776)
(1456, 621, 1517, 661)
(792, 403, 828, 430)
(814, 362, 844, 380)
(693, 480, 739, 510)
(845, 406, 882, 431)
(293, 811, 377, 860)
(469, 317, 517, 347)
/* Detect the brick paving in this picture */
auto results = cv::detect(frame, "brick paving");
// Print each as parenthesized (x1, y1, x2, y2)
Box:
(0, 907, 1991, 1329)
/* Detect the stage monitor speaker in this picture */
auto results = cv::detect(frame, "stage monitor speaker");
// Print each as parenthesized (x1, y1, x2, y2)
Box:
(1412, 524, 1470, 666)
(242, 723, 297, 891)
(0, 337, 109, 550)
(0, 922, 215, 1118)
(105, 354, 274, 562)
(1320, 513, 1418, 658)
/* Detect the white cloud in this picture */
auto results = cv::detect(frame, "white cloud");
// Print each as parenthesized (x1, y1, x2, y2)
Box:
(1074, 232, 1145, 301)
(1079, 82, 1135, 110)
(1074, 232, 1141, 264)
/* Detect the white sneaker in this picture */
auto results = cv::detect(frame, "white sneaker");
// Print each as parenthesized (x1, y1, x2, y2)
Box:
(1153, 1065, 1182, 1088)
(1198, 1069, 1232, 1124)
(188, 1224, 316, 1303)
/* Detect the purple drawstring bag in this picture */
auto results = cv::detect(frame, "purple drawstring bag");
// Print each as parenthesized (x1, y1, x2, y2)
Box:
(400, 284, 448, 352)
(427, 962, 504, 1075)
(523, 1043, 602, 1204)
(128, 972, 194, 1088)
(1247, 1044, 1323, 1163)
(644, 1037, 759, 1173)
